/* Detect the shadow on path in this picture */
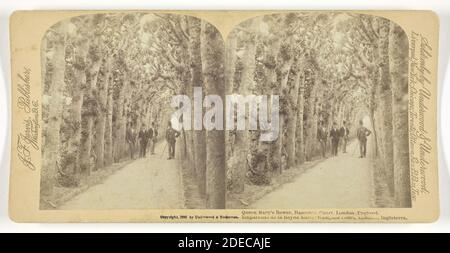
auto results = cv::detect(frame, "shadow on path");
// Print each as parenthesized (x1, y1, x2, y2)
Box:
(61, 141, 184, 210)
(250, 139, 374, 209)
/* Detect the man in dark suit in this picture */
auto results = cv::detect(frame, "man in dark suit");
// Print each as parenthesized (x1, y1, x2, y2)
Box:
(138, 124, 149, 158)
(329, 122, 341, 156)
(357, 120, 372, 158)
(340, 120, 350, 153)
(126, 123, 136, 159)
(165, 121, 180, 160)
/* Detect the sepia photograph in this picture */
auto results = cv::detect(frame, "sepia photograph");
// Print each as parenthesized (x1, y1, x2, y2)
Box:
(39, 12, 411, 211)
(224, 13, 411, 210)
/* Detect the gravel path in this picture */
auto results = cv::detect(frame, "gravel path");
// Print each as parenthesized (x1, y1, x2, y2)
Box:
(61, 142, 184, 210)
(250, 139, 374, 209)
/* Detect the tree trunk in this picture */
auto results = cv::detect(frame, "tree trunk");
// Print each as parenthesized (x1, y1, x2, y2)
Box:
(113, 75, 126, 162)
(231, 21, 257, 193)
(124, 84, 133, 158)
(67, 39, 90, 183)
(285, 60, 302, 168)
(295, 72, 306, 165)
(188, 18, 207, 197)
(225, 31, 238, 191)
(277, 43, 294, 172)
(389, 22, 411, 207)
(181, 71, 195, 168)
(201, 21, 226, 208)
(378, 19, 395, 196)
(265, 38, 282, 174)
(305, 73, 319, 161)
(41, 22, 67, 201)
(94, 57, 112, 169)
(104, 75, 114, 166)
(80, 41, 103, 176)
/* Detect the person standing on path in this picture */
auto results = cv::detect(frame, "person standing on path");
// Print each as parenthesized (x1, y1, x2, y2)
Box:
(150, 122, 157, 155)
(165, 121, 180, 160)
(317, 121, 328, 158)
(340, 121, 350, 153)
(126, 123, 137, 160)
(357, 120, 372, 158)
(329, 122, 341, 156)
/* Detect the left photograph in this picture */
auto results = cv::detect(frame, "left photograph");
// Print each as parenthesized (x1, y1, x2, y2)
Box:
(40, 13, 226, 210)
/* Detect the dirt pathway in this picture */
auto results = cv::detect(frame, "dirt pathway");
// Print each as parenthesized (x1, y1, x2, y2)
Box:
(61, 142, 184, 210)
(250, 139, 374, 209)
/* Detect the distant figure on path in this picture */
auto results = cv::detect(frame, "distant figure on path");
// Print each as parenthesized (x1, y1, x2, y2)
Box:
(138, 124, 149, 158)
(340, 121, 350, 153)
(165, 121, 180, 160)
(126, 124, 137, 160)
(317, 121, 328, 158)
(329, 122, 341, 156)
(357, 120, 372, 158)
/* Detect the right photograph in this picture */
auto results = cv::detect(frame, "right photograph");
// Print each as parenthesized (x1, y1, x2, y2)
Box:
(225, 12, 411, 209)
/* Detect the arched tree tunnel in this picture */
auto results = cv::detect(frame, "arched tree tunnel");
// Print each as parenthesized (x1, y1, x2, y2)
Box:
(40, 12, 411, 210)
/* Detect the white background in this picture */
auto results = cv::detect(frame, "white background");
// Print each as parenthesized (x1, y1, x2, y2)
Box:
(1, 0, 449, 233)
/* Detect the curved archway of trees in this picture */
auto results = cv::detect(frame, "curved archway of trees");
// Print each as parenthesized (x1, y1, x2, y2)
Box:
(41, 13, 225, 209)
(41, 12, 411, 210)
